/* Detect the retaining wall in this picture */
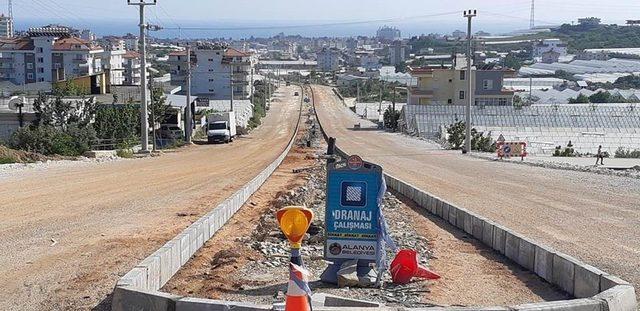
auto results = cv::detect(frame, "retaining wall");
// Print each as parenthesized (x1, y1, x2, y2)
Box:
(310, 86, 638, 311)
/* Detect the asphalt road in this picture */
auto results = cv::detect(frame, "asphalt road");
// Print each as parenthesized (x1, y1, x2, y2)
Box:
(0, 86, 301, 310)
(312, 85, 640, 297)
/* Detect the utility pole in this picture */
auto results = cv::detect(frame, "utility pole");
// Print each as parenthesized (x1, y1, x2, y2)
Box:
(530, 0, 535, 30)
(128, 0, 156, 154)
(229, 65, 234, 112)
(149, 75, 157, 152)
(357, 82, 360, 103)
(185, 45, 192, 143)
(464, 9, 477, 155)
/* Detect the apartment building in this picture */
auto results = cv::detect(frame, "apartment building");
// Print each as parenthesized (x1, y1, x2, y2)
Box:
(389, 40, 407, 66)
(376, 26, 401, 42)
(316, 47, 340, 72)
(123, 51, 142, 86)
(169, 43, 254, 100)
(101, 39, 126, 85)
(408, 65, 515, 106)
(122, 33, 138, 51)
(0, 27, 103, 85)
(533, 39, 568, 58)
(0, 14, 13, 38)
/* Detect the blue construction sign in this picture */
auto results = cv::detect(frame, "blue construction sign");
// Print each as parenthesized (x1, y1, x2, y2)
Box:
(324, 155, 382, 262)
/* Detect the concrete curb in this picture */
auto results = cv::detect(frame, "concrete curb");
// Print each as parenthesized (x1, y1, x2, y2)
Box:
(111, 86, 305, 311)
(310, 87, 638, 311)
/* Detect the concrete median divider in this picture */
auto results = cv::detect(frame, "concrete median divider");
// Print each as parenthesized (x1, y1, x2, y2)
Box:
(309, 86, 637, 311)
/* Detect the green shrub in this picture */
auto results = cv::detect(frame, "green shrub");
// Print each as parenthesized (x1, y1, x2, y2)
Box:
(0, 155, 17, 164)
(615, 147, 640, 158)
(446, 120, 495, 152)
(116, 148, 134, 158)
(9, 125, 95, 156)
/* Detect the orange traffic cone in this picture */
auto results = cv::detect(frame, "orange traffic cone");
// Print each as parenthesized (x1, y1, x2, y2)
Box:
(390, 249, 441, 284)
(285, 263, 312, 311)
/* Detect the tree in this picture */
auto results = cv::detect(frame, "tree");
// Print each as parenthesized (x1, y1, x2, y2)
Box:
(383, 106, 401, 131)
(589, 91, 612, 103)
(569, 94, 590, 104)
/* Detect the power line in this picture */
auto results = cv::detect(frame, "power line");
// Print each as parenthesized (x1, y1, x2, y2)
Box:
(160, 11, 460, 32)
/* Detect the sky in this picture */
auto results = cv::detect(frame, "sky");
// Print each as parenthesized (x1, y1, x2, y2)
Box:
(2, 0, 640, 38)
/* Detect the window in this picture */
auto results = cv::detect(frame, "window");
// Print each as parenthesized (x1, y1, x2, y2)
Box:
(37, 68, 44, 73)
(54, 63, 61, 69)
(37, 57, 44, 63)
(448, 79, 453, 83)
(208, 89, 215, 92)
(447, 99, 453, 104)
(26, 63, 33, 69)
(27, 73, 33, 80)
(460, 71, 466, 80)
(459, 91, 465, 99)
(483, 79, 494, 90)
(177, 65, 181, 71)
(209, 79, 214, 82)
(37, 47, 43, 53)
(208, 58, 214, 62)
(38, 77, 45, 82)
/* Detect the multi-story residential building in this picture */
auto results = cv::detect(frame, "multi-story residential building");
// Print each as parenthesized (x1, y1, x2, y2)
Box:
(533, 39, 568, 58)
(359, 52, 381, 71)
(123, 50, 142, 86)
(122, 33, 138, 51)
(101, 39, 126, 85)
(316, 47, 340, 72)
(376, 26, 401, 42)
(389, 40, 407, 66)
(0, 27, 103, 85)
(0, 14, 13, 38)
(407, 64, 515, 106)
(80, 29, 96, 42)
(169, 43, 254, 100)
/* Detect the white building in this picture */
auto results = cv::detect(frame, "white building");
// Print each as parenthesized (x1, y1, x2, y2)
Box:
(377, 26, 401, 42)
(533, 39, 568, 58)
(316, 47, 340, 72)
(0, 27, 103, 85)
(122, 33, 138, 51)
(169, 44, 254, 100)
(101, 39, 126, 85)
(0, 14, 13, 38)
(123, 51, 143, 86)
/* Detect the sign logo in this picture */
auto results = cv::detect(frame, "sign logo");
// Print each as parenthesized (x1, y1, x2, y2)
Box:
(347, 155, 364, 170)
(329, 242, 342, 255)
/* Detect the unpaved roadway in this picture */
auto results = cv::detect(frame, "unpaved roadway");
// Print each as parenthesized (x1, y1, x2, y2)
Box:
(313, 85, 640, 297)
(0, 86, 301, 310)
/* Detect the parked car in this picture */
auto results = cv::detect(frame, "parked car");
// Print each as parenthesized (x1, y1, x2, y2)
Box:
(158, 125, 184, 139)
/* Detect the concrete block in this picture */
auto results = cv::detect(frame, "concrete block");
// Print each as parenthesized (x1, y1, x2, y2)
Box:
(117, 267, 147, 289)
(553, 253, 578, 295)
(575, 264, 604, 298)
(179, 233, 190, 265)
(504, 230, 521, 263)
(600, 274, 631, 291)
(593, 285, 637, 311)
(111, 286, 180, 311)
(517, 238, 536, 271)
(492, 225, 507, 255)
(153, 247, 173, 287)
(534, 245, 554, 283)
(136, 255, 161, 291)
(441, 202, 450, 222)
(428, 197, 438, 215)
(448, 205, 458, 227)
(435, 199, 444, 218)
(207, 210, 220, 237)
(188, 227, 198, 258)
(481, 221, 495, 246)
(512, 298, 605, 311)
(456, 209, 468, 231)
(323, 294, 383, 307)
(472, 215, 485, 240)
(167, 239, 181, 277)
(176, 297, 272, 311)
(463, 211, 474, 236)
(201, 218, 210, 241)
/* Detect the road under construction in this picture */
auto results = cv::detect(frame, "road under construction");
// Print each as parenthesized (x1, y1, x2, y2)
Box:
(1, 84, 639, 310)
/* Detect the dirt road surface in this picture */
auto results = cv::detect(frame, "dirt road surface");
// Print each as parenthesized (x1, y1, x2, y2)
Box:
(0, 86, 301, 310)
(312, 85, 640, 297)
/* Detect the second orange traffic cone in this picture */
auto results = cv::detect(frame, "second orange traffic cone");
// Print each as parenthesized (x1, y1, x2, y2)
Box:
(285, 263, 312, 311)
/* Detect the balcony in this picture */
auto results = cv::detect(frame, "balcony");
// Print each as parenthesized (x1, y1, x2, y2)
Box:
(0, 57, 13, 63)
(72, 58, 88, 64)
(408, 87, 434, 97)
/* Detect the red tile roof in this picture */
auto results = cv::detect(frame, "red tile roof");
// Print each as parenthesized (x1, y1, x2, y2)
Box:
(0, 37, 35, 50)
(53, 37, 101, 51)
(224, 47, 251, 57)
(123, 51, 141, 59)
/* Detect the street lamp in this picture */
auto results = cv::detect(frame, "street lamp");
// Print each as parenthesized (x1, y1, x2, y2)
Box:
(463, 9, 477, 154)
